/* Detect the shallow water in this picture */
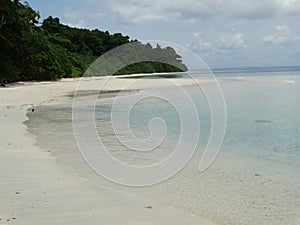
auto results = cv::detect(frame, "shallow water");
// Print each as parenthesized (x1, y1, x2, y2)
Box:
(26, 72, 300, 225)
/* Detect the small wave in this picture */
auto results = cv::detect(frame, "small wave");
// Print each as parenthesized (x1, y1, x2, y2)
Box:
(255, 119, 272, 123)
(284, 80, 296, 83)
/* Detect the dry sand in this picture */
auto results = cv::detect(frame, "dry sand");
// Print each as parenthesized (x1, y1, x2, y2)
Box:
(0, 77, 217, 225)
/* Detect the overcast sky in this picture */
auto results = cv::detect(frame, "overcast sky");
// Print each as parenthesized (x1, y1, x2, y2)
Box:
(25, 0, 300, 69)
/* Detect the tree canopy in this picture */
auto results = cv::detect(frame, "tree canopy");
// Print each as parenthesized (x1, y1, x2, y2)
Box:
(0, 0, 187, 83)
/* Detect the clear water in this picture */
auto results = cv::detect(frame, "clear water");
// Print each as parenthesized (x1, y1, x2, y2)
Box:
(26, 71, 300, 225)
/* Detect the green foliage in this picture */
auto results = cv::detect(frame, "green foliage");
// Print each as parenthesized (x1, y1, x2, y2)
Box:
(113, 42, 187, 75)
(0, 0, 39, 81)
(0, 0, 187, 83)
(115, 62, 183, 75)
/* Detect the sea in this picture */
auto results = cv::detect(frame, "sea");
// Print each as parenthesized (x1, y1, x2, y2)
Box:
(25, 68, 300, 225)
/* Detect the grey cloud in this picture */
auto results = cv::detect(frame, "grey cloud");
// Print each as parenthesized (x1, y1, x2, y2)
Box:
(108, 0, 300, 24)
(62, 6, 105, 28)
(185, 33, 214, 52)
(59, 0, 300, 29)
(111, 2, 172, 24)
(217, 33, 247, 50)
(186, 32, 246, 53)
(263, 25, 300, 44)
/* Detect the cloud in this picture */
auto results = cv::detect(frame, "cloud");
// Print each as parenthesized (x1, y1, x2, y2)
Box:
(263, 25, 300, 44)
(280, 0, 300, 16)
(108, 0, 300, 24)
(186, 32, 246, 53)
(185, 33, 214, 52)
(225, 0, 279, 19)
(62, 6, 104, 28)
(217, 33, 247, 50)
(110, 1, 177, 24)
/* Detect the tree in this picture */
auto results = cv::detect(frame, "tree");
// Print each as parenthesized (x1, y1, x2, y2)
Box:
(0, 1, 187, 83)
(0, 0, 40, 82)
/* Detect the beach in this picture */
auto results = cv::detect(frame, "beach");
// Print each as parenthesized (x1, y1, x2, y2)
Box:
(2, 1, 299, 224)
(0, 77, 216, 225)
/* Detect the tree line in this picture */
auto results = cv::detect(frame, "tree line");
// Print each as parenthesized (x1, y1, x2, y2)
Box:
(0, 0, 187, 84)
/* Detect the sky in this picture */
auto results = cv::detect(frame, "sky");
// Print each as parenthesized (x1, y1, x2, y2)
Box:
(25, 0, 300, 69)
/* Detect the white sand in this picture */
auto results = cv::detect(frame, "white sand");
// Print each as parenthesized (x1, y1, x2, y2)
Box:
(0, 77, 217, 225)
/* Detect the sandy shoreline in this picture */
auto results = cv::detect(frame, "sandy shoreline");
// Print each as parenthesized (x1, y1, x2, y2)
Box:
(0, 77, 216, 225)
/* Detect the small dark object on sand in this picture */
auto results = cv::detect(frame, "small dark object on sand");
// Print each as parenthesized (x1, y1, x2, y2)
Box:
(12, 217, 16, 220)
(254, 173, 260, 177)
(32, 108, 35, 112)
(145, 205, 152, 209)
(15, 191, 21, 195)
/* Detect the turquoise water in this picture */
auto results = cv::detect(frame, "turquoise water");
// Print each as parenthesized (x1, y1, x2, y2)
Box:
(26, 71, 300, 225)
